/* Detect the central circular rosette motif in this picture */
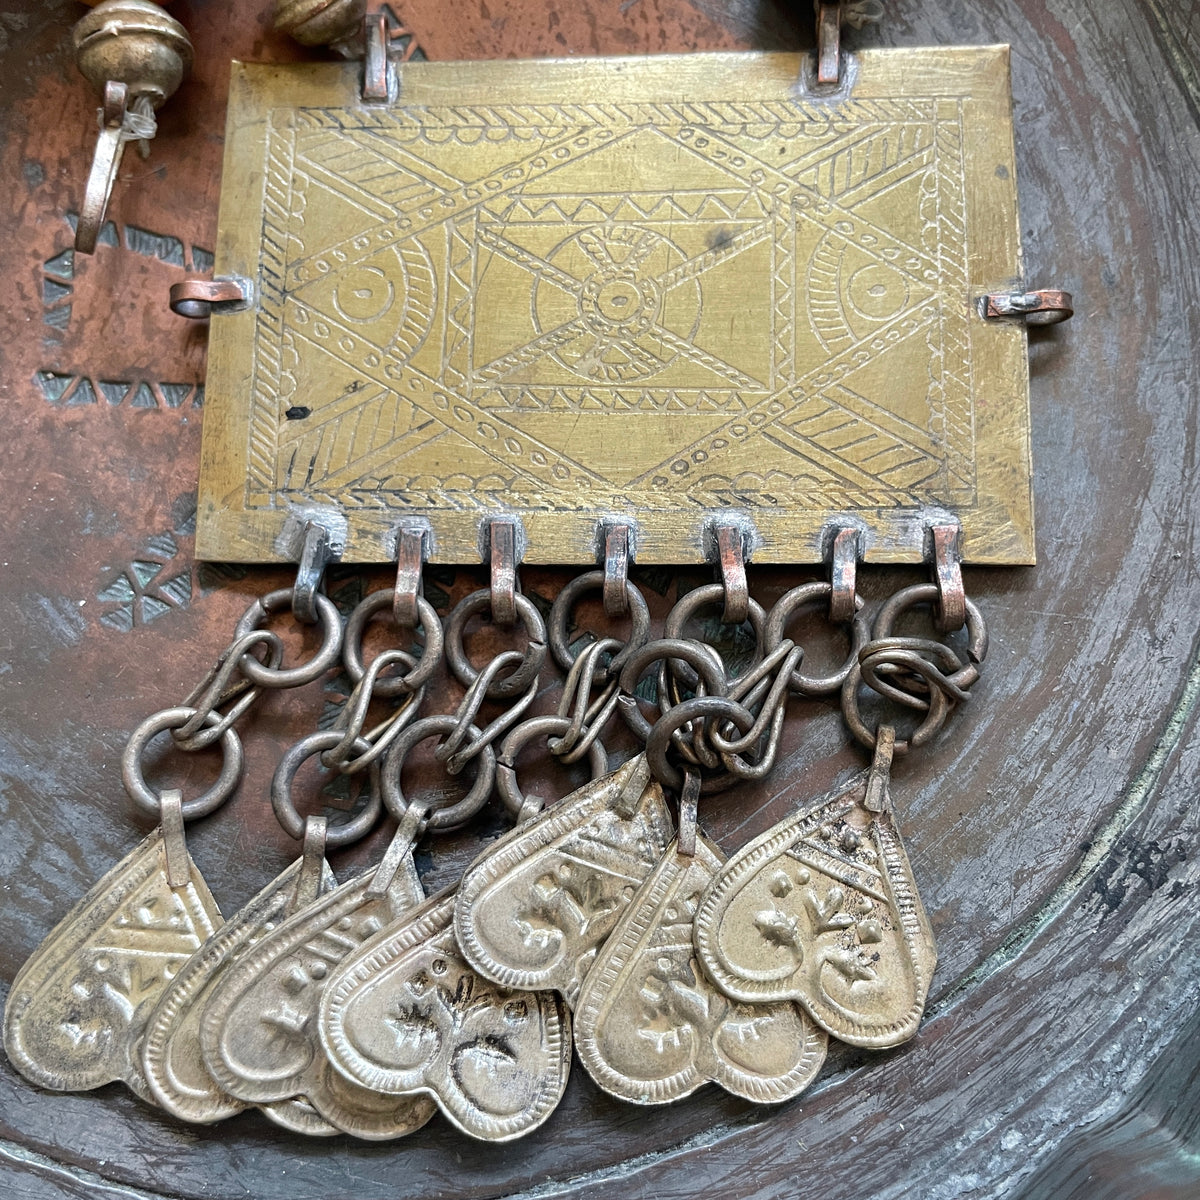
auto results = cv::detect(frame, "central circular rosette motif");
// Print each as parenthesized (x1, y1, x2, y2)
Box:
(533, 223, 702, 383)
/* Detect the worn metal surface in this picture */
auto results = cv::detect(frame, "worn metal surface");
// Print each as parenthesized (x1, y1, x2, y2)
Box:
(1, 0, 1199, 1197)
(197, 45, 1032, 566)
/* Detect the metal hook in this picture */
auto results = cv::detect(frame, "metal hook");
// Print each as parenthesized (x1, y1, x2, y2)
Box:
(709, 520, 752, 625)
(76, 81, 130, 254)
(927, 523, 967, 633)
(484, 516, 524, 628)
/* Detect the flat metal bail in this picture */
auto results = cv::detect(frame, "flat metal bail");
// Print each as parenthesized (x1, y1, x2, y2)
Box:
(600, 521, 634, 618)
(864, 725, 895, 813)
(677, 769, 701, 858)
(159, 788, 191, 889)
(711, 521, 750, 625)
(928, 523, 967, 633)
(485, 517, 524, 627)
(76, 80, 129, 254)
(169, 277, 250, 319)
(292, 520, 337, 624)
(392, 522, 430, 629)
(362, 11, 388, 102)
(828, 526, 861, 623)
(293, 814, 329, 913)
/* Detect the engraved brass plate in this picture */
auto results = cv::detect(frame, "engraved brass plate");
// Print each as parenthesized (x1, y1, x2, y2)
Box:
(199, 48, 1032, 565)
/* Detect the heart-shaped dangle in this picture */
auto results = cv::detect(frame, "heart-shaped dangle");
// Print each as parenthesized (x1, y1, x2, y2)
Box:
(694, 729, 937, 1048)
(199, 817, 436, 1138)
(141, 819, 338, 1125)
(454, 755, 674, 1006)
(320, 889, 571, 1142)
(575, 831, 827, 1104)
(3, 792, 222, 1102)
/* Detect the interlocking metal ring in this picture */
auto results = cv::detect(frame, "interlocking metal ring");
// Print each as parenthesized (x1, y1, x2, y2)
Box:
(445, 589, 547, 700)
(764, 580, 869, 696)
(662, 583, 766, 691)
(343, 590, 443, 698)
(232, 588, 343, 689)
(548, 569, 650, 682)
(122, 706, 244, 821)
(645, 694, 756, 793)
(495, 715, 609, 819)
(616, 638, 727, 744)
(874, 583, 989, 677)
(381, 713, 496, 831)
(270, 730, 383, 848)
(841, 660, 953, 754)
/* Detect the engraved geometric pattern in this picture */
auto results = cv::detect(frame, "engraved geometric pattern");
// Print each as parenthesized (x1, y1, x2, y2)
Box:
(248, 96, 972, 516)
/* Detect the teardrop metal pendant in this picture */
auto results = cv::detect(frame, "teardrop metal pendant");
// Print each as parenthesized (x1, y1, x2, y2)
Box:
(575, 833, 827, 1104)
(3, 827, 221, 1100)
(693, 764, 936, 1048)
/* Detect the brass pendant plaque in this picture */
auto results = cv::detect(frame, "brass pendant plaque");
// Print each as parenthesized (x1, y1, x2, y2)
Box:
(198, 48, 1032, 565)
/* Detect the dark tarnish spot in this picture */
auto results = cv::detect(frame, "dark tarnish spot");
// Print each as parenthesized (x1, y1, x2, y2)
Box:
(707, 226, 735, 252)
(285, 406, 312, 421)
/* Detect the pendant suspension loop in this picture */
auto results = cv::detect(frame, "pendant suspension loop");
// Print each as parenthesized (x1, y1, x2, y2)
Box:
(292, 520, 336, 625)
(495, 714, 609, 822)
(864, 725, 896, 813)
(367, 800, 429, 899)
(392, 524, 429, 629)
(601, 522, 633, 618)
(828, 526, 861, 623)
(122, 707, 245, 821)
(713, 522, 750, 625)
(928, 523, 967, 633)
(270, 730, 383, 847)
(677, 770, 701, 858)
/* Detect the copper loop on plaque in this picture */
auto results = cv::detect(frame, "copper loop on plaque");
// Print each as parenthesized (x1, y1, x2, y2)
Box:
(713, 523, 750, 625)
(829, 526, 861, 623)
(392, 525, 428, 629)
(362, 10, 388, 101)
(168, 277, 249, 319)
(601, 522, 633, 618)
(292, 520, 336, 624)
(486, 518, 521, 627)
(928, 524, 967, 633)
(982, 288, 1074, 324)
(816, 2, 841, 85)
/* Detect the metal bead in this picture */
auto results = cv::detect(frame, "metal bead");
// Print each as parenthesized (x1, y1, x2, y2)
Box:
(72, 0, 193, 107)
(273, 0, 367, 49)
